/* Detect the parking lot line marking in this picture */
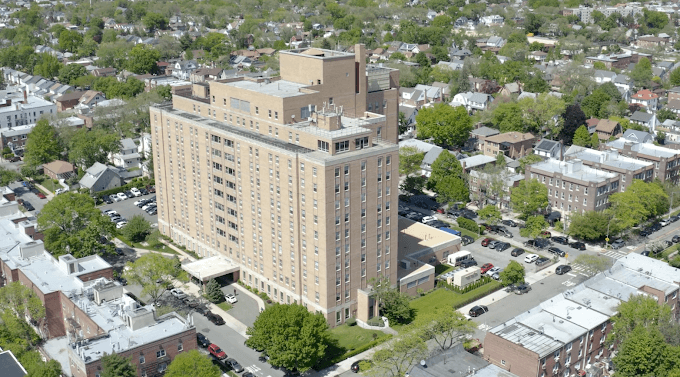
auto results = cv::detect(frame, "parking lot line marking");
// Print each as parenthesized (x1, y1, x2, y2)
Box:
(566, 273, 577, 277)
(478, 324, 491, 331)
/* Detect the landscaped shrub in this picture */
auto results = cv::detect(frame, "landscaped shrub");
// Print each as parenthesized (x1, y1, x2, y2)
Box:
(457, 217, 482, 234)
(346, 318, 357, 326)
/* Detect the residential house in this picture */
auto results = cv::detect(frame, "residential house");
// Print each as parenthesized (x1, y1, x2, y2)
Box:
(430, 82, 451, 100)
(630, 89, 659, 110)
(398, 138, 437, 154)
(529, 51, 548, 62)
(499, 82, 521, 97)
(91, 67, 117, 77)
(110, 138, 142, 169)
(79, 162, 125, 193)
(594, 119, 622, 141)
(534, 139, 564, 159)
(594, 70, 616, 84)
(400, 85, 442, 107)
(77, 90, 105, 109)
(668, 86, 680, 102)
(479, 15, 504, 26)
(468, 169, 524, 209)
(665, 99, 680, 115)
(469, 126, 500, 151)
(55, 91, 85, 112)
(468, 77, 499, 93)
(479, 131, 535, 159)
(190, 68, 224, 83)
(399, 104, 418, 137)
(629, 111, 657, 133)
(435, 60, 464, 71)
(0, 124, 33, 154)
(636, 36, 668, 48)
(0, 92, 56, 128)
(564, 145, 654, 189)
(613, 74, 633, 92)
(42, 160, 76, 180)
(169, 60, 198, 80)
(420, 146, 445, 177)
(585, 52, 651, 70)
(459, 154, 497, 172)
(621, 129, 654, 144)
(451, 92, 493, 112)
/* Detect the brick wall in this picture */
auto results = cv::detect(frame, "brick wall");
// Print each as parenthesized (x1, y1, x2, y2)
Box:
(484, 332, 539, 377)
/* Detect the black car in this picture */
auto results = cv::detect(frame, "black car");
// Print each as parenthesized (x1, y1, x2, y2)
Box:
(468, 305, 489, 317)
(672, 215, 680, 222)
(650, 223, 662, 231)
(535, 257, 550, 266)
(511, 248, 525, 257)
(243, 373, 256, 377)
(555, 265, 572, 275)
(551, 236, 569, 245)
(673, 235, 680, 243)
(641, 250, 651, 256)
(640, 229, 651, 237)
(124, 190, 134, 198)
(663, 240, 673, 248)
(515, 284, 532, 294)
(225, 358, 244, 373)
(496, 242, 511, 252)
(140, 188, 149, 195)
(22, 201, 34, 211)
(207, 312, 225, 326)
(501, 219, 517, 227)
(196, 333, 210, 348)
(461, 235, 474, 245)
(548, 247, 565, 257)
(102, 195, 113, 204)
(351, 360, 371, 373)
(429, 220, 448, 228)
(570, 242, 586, 250)
(460, 259, 478, 268)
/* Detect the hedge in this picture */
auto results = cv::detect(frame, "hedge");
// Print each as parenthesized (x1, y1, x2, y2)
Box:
(457, 217, 483, 234)
(96, 177, 155, 198)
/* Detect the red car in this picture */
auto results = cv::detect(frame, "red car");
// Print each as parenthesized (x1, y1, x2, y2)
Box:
(481, 238, 493, 247)
(480, 263, 494, 274)
(36, 192, 46, 199)
(540, 231, 552, 238)
(146, 185, 156, 193)
(208, 344, 227, 359)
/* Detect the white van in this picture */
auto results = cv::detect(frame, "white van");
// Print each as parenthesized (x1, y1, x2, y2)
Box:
(447, 250, 473, 266)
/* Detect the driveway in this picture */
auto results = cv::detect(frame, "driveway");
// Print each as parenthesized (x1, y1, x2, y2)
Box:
(8, 181, 48, 214)
(0, 159, 24, 172)
(98, 192, 158, 225)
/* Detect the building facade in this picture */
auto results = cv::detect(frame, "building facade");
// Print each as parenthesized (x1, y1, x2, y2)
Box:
(150, 45, 401, 325)
(606, 137, 680, 183)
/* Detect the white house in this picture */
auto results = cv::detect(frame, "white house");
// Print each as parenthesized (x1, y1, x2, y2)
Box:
(630, 89, 659, 111)
(479, 15, 504, 26)
(110, 138, 142, 169)
(170, 60, 198, 80)
(451, 92, 493, 112)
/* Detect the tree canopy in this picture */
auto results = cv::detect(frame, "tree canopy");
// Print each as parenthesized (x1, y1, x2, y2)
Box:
(416, 104, 472, 147)
(123, 253, 187, 306)
(24, 119, 61, 168)
(511, 179, 549, 219)
(399, 146, 424, 176)
(100, 353, 136, 377)
(165, 350, 221, 377)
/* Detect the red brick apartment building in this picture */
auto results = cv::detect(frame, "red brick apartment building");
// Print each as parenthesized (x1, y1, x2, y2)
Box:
(484, 253, 679, 377)
(0, 195, 196, 377)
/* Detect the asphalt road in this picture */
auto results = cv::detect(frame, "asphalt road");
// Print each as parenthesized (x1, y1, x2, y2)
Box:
(7, 180, 48, 214)
(98, 192, 158, 225)
(222, 285, 260, 328)
(0, 159, 23, 172)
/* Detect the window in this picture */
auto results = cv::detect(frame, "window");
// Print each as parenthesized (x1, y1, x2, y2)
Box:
(335, 141, 349, 153)
(140, 355, 145, 364)
(178, 341, 183, 351)
(156, 349, 166, 358)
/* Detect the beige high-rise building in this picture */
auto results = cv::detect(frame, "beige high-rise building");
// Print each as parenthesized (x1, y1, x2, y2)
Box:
(150, 45, 401, 325)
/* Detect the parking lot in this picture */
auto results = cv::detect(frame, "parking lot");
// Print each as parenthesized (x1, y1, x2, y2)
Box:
(7, 181, 49, 214)
(98, 191, 158, 226)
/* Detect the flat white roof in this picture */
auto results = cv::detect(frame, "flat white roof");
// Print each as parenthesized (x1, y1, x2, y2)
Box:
(181, 256, 240, 281)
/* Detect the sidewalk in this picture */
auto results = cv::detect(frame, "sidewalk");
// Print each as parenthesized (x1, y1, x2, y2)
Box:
(158, 238, 197, 262)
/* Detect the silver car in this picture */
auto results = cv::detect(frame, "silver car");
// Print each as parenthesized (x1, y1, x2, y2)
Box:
(488, 240, 501, 249)
(611, 239, 625, 249)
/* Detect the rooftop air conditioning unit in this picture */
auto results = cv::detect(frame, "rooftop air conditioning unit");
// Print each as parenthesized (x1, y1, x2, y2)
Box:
(400, 260, 411, 269)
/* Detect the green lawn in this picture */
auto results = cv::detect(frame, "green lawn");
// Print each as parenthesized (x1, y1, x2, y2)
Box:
(435, 263, 454, 276)
(34, 176, 61, 193)
(116, 235, 178, 254)
(216, 302, 233, 312)
(316, 324, 391, 369)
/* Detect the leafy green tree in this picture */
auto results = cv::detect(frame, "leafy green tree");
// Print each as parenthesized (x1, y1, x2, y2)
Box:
(417, 306, 475, 352)
(246, 304, 330, 372)
(121, 215, 151, 242)
(572, 125, 591, 147)
(511, 179, 549, 219)
(430, 151, 463, 186)
(568, 211, 611, 241)
(24, 119, 61, 168)
(400, 176, 426, 194)
(630, 57, 653, 88)
(613, 326, 671, 377)
(67, 128, 119, 168)
(38, 193, 116, 257)
(499, 261, 525, 285)
(611, 295, 674, 345)
(492, 102, 524, 132)
(165, 350, 221, 377)
(127, 44, 161, 74)
(0, 167, 21, 186)
(205, 278, 223, 303)
(517, 154, 543, 174)
(100, 353, 136, 377)
(591, 133, 600, 148)
(399, 146, 424, 176)
(435, 174, 469, 206)
(572, 254, 612, 277)
(416, 104, 472, 147)
(142, 13, 168, 31)
(657, 108, 676, 123)
(58, 64, 87, 85)
(123, 254, 187, 305)
(610, 180, 669, 229)
(518, 94, 566, 138)
(670, 67, 680, 87)
(369, 275, 413, 324)
(523, 75, 549, 93)
(478, 205, 501, 225)
(33, 53, 63, 79)
(581, 90, 611, 119)
(0, 282, 45, 321)
(58, 30, 83, 53)
(96, 41, 132, 70)
(519, 216, 548, 238)
(371, 332, 428, 377)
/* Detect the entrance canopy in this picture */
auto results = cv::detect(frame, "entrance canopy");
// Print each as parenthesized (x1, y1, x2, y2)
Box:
(181, 256, 240, 282)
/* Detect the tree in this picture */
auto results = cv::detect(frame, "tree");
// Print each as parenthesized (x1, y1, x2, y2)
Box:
(127, 44, 161, 74)
(205, 278, 223, 303)
(24, 119, 61, 168)
(572, 125, 591, 147)
(613, 326, 671, 377)
(38, 193, 116, 257)
(33, 53, 63, 79)
(568, 211, 611, 241)
(58, 30, 83, 53)
(657, 131, 667, 145)
(0, 282, 45, 321)
(370, 275, 413, 324)
(435, 175, 470, 206)
(57, 64, 86, 85)
(142, 13, 168, 32)
(630, 57, 653, 88)
(123, 253, 187, 306)
(121, 215, 151, 242)
(518, 154, 543, 174)
(499, 261, 525, 285)
(519, 216, 549, 238)
(581, 90, 611, 119)
(670, 67, 680, 87)
(591, 132, 600, 148)
(416, 103, 473, 147)
(523, 75, 549, 93)
(430, 151, 464, 186)
(657, 108, 676, 123)
(572, 254, 613, 277)
(510, 179, 549, 219)
(492, 102, 524, 132)
(399, 146, 424, 176)
(100, 353, 136, 377)
(165, 350, 221, 377)
(245, 304, 330, 372)
(0, 166, 21, 186)
(560, 104, 587, 145)
(67, 128, 119, 168)
(478, 205, 501, 225)
(370, 332, 428, 377)
(610, 180, 669, 229)
(518, 94, 566, 138)
(417, 306, 475, 353)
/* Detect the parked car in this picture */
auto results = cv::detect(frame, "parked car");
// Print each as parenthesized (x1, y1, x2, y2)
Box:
(146, 185, 156, 193)
(142, 202, 156, 210)
(673, 235, 680, 243)
(225, 293, 238, 304)
(640, 250, 650, 256)
(551, 236, 569, 245)
(170, 288, 187, 299)
(540, 231, 552, 238)
(207, 312, 225, 326)
(640, 229, 651, 237)
(524, 254, 539, 263)
(663, 240, 673, 248)
(102, 195, 113, 204)
(660, 218, 672, 227)
(130, 187, 142, 197)
(569, 242, 586, 250)
(225, 359, 244, 373)
(351, 360, 371, 373)
(511, 248, 525, 257)
(140, 188, 149, 195)
(36, 192, 46, 199)
(196, 333, 210, 348)
(134, 198, 148, 206)
(488, 240, 501, 249)
(496, 242, 511, 252)
(461, 235, 474, 245)
(55, 188, 68, 195)
(116, 192, 128, 201)
(548, 247, 565, 257)
(115, 221, 128, 229)
(515, 284, 532, 295)
(611, 239, 625, 249)
(501, 219, 517, 227)
(8, 156, 21, 162)
(535, 257, 550, 265)
(481, 238, 492, 247)
(480, 263, 494, 274)
(460, 259, 478, 268)
(491, 271, 502, 280)
(124, 190, 134, 199)
(486, 267, 501, 277)
(555, 265, 572, 275)
(421, 216, 437, 224)
(208, 344, 227, 359)
(22, 201, 34, 211)
(147, 208, 157, 215)
(468, 305, 489, 317)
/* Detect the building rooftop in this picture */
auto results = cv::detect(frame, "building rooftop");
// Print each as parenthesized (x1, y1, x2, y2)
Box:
(181, 256, 240, 281)
(408, 344, 516, 377)
(564, 146, 653, 172)
(0, 123, 35, 137)
(398, 217, 460, 259)
(607, 138, 679, 159)
(0, 350, 26, 377)
(485, 131, 534, 144)
(529, 159, 617, 183)
(459, 154, 496, 169)
(224, 79, 309, 98)
(0, 95, 54, 113)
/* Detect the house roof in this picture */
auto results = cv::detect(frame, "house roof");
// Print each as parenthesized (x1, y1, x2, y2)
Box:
(80, 90, 103, 104)
(471, 126, 500, 137)
(631, 89, 659, 100)
(630, 111, 653, 123)
(595, 119, 620, 134)
(56, 90, 85, 102)
(485, 131, 534, 144)
(586, 118, 599, 127)
(534, 139, 561, 152)
(421, 146, 444, 165)
(43, 160, 75, 175)
(621, 129, 653, 143)
(0, 350, 27, 377)
(613, 74, 631, 84)
(120, 138, 136, 150)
